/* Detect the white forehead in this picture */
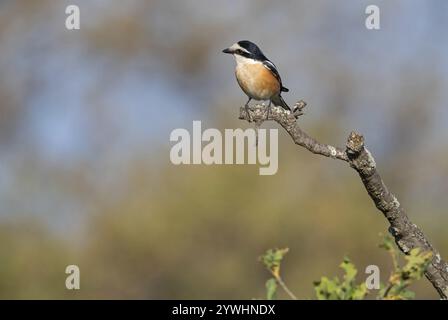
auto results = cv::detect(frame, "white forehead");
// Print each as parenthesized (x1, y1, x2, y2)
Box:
(229, 43, 250, 54)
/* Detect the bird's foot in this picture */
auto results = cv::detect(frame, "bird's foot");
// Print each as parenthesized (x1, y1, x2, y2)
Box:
(265, 103, 271, 120)
(245, 104, 253, 122)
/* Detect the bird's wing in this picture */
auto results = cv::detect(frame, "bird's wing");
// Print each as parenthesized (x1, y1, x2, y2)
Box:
(262, 60, 289, 92)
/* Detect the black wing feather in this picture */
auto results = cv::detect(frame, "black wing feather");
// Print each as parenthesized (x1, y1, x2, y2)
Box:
(262, 60, 289, 92)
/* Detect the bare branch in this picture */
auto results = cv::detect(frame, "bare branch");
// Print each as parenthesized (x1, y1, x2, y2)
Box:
(240, 102, 448, 299)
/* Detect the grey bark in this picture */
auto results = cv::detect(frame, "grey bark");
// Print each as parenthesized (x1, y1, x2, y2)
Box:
(240, 101, 448, 299)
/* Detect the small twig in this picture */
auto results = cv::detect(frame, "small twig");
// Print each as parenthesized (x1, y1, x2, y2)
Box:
(271, 272, 298, 300)
(389, 248, 399, 272)
(383, 282, 394, 299)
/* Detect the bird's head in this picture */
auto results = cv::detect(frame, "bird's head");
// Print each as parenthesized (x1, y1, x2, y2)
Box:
(222, 40, 267, 61)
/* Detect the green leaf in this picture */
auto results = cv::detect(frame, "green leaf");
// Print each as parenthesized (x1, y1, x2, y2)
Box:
(402, 248, 432, 281)
(313, 257, 367, 300)
(265, 278, 277, 300)
(314, 277, 341, 300)
(399, 289, 415, 300)
(260, 248, 289, 276)
(340, 257, 357, 284)
(351, 283, 368, 300)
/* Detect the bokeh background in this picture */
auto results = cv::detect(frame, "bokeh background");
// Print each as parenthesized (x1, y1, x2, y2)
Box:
(0, 0, 447, 299)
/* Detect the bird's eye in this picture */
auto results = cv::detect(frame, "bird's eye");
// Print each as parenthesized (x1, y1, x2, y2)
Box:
(236, 49, 243, 54)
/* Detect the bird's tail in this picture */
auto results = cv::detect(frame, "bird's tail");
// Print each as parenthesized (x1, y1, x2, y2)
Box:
(271, 94, 291, 111)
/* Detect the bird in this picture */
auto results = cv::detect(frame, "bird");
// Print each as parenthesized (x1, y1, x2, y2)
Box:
(222, 40, 290, 121)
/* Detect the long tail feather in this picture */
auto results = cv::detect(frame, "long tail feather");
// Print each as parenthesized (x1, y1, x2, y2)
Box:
(271, 94, 291, 111)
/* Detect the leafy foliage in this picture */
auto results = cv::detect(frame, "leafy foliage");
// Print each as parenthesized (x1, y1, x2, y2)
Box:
(260, 236, 433, 300)
(313, 257, 367, 300)
(260, 248, 297, 300)
(378, 235, 433, 300)
(260, 248, 289, 279)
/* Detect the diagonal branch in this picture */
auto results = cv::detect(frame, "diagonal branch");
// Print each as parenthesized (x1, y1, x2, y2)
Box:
(240, 101, 448, 299)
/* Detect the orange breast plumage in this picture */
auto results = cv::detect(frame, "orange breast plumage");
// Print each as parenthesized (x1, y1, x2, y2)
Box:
(235, 62, 280, 100)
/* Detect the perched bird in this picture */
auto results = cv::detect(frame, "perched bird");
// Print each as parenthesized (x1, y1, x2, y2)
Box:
(223, 40, 290, 120)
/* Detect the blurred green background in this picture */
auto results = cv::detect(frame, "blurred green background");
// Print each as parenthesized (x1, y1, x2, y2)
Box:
(0, 0, 447, 299)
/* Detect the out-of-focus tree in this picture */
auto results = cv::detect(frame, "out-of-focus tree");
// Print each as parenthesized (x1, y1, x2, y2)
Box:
(0, 0, 447, 299)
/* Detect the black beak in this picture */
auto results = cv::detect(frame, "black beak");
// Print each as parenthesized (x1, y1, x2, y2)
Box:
(222, 48, 232, 54)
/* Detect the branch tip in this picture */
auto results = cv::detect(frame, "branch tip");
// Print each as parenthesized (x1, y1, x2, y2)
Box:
(346, 131, 365, 154)
(290, 100, 306, 118)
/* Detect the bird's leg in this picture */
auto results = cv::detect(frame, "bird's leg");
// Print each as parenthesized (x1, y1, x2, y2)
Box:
(245, 97, 253, 122)
(266, 100, 272, 120)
